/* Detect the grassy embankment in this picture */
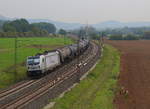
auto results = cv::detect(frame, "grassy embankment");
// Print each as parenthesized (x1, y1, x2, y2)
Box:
(0, 37, 73, 89)
(50, 44, 120, 109)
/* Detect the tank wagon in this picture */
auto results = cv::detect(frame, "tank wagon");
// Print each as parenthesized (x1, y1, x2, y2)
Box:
(69, 44, 78, 56)
(57, 46, 72, 62)
(26, 39, 89, 76)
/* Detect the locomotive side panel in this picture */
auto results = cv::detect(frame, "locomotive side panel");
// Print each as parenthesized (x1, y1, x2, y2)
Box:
(45, 52, 61, 71)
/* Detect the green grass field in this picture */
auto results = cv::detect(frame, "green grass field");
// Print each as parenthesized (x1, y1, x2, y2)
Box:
(0, 37, 73, 89)
(50, 45, 120, 109)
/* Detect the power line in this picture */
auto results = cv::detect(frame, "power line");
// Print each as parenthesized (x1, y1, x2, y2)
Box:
(14, 37, 30, 79)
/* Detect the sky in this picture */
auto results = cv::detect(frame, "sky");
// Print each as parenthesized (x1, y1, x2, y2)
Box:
(0, 0, 149, 24)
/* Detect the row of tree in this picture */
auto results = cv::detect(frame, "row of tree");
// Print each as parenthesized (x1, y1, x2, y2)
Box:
(109, 31, 150, 40)
(1, 19, 150, 40)
(103, 27, 150, 36)
(109, 34, 139, 40)
(70, 26, 99, 40)
(0, 20, 5, 32)
(142, 31, 150, 39)
(70, 25, 150, 40)
(103, 27, 150, 40)
(0, 19, 57, 37)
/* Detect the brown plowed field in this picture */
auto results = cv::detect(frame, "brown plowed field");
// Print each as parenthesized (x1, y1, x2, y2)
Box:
(106, 40, 150, 109)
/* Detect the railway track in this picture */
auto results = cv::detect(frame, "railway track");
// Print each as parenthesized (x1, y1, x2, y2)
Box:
(0, 42, 100, 109)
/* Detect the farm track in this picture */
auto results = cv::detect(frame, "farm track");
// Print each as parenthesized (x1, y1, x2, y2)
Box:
(106, 40, 150, 109)
(0, 42, 100, 109)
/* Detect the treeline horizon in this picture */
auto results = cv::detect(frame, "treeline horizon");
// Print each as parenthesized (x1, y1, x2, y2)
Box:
(0, 19, 58, 37)
(1, 18, 150, 40)
(70, 26, 150, 40)
(103, 27, 150, 40)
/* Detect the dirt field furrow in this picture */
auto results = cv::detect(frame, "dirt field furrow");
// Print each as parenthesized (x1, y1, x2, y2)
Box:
(107, 40, 150, 109)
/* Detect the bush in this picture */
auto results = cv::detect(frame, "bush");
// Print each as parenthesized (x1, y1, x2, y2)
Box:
(109, 34, 123, 40)
(123, 34, 139, 40)
(109, 34, 139, 40)
(142, 31, 150, 39)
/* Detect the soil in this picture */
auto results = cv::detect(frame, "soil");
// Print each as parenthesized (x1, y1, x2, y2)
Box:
(106, 40, 150, 109)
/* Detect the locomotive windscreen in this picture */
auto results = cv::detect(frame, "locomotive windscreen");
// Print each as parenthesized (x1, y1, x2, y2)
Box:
(27, 56, 40, 65)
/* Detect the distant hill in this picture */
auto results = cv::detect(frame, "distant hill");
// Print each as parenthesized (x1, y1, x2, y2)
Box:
(93, 21, 124, 29)
(1, 14, 150, 30)
(27, 19, 83, 30)
(0, 15, 7, 20)
(93, 21, 150, 29)
(0, 15, 11, 20)
(28, 19, 150, 30)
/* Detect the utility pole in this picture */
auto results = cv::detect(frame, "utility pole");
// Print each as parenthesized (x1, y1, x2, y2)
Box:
(99, 32, 101, 48)
(85, 21, 89, 40)
(101, 31, 104, 47)
(77, 30, 82, 83)
(14, 38, 30, 79)
(14, 36, 17, 79)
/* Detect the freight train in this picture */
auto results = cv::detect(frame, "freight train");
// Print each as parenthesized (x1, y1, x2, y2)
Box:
(26, 39, 89, 76)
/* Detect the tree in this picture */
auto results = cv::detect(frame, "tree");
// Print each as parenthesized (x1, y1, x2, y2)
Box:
(1, 19, 51, 37)
(143, 31, 150, 39)
(91, 35, 100, 40)
(75, 26, 98, 39)
(31, 22, 56, 33)
(58, 29, 67, 35)
(78, 28, 86, 38)
(109, 34, 123, 40)
(123, 34, 139, 40)
(0, 20, 5, 31)
(3, 23, 16, 32)
(2, 19, 30, 32)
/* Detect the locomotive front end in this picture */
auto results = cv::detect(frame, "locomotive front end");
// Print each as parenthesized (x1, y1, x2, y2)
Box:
(26, 56, 43, 76)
